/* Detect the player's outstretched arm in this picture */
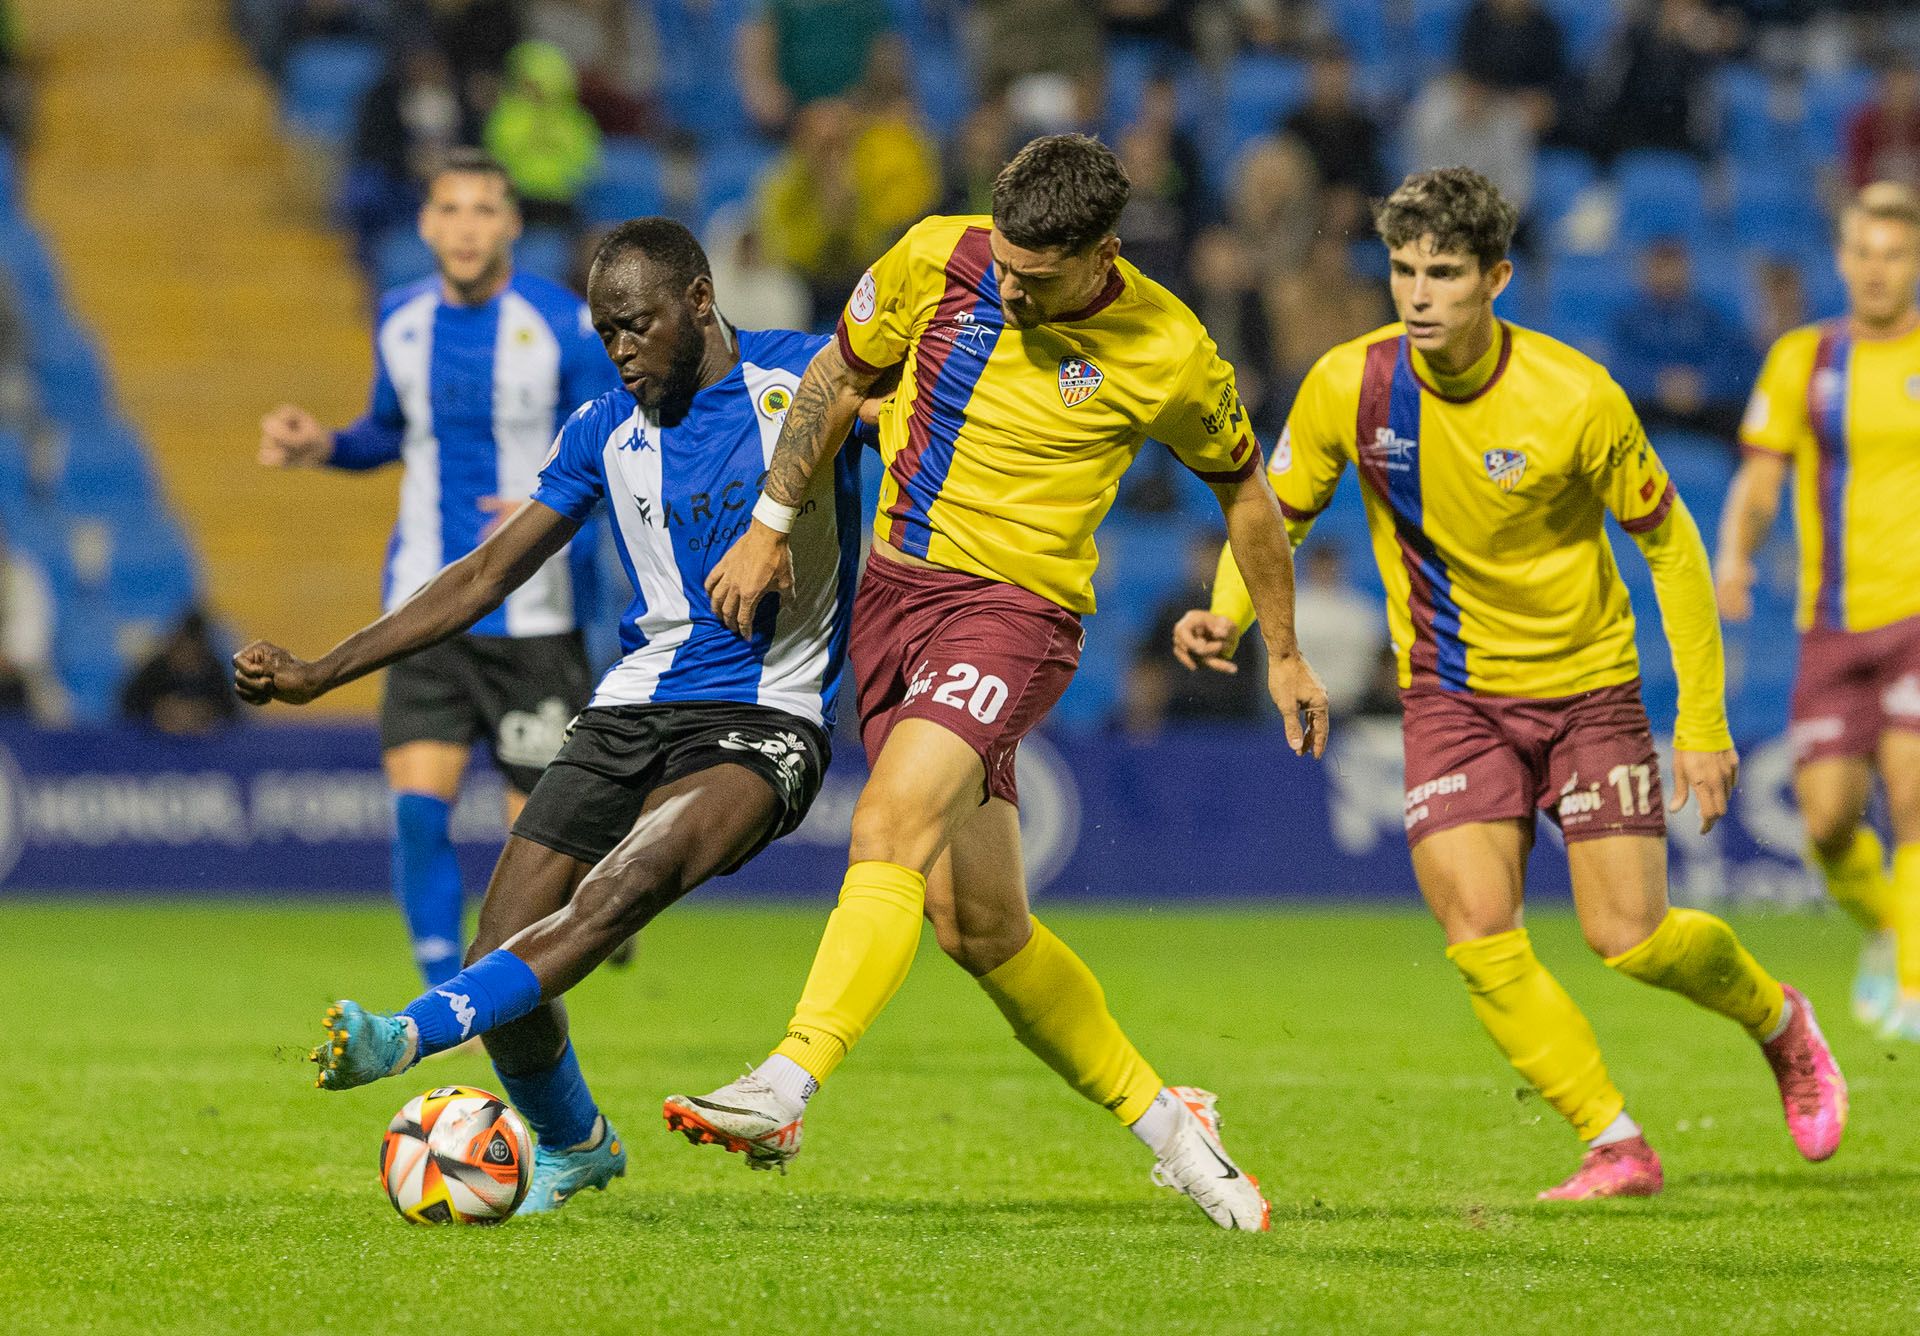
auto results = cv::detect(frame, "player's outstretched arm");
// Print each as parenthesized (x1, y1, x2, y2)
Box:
(706, 338, 881, 637)
(1211, 471, 1329, 758)
(1712, 450, 1788, 623)
(232, 500, 581, 706)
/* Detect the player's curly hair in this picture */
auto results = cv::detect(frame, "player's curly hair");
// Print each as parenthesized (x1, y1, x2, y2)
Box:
(1371, 168, 1519, 272)
(992, 134, 1131, 254)
(591, 217, 712, 294)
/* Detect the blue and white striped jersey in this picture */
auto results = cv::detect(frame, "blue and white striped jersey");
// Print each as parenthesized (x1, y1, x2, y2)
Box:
(332, 271, 622, 637)
(532, 328, 864, 730)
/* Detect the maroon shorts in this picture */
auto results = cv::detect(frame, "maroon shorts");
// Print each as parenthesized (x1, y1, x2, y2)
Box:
(850, 552, 1083, 805)
(1399, 679, 1666, 846)
(1790, 614, 1920, 767)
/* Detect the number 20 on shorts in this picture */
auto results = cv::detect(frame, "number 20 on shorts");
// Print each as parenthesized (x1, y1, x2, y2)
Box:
(929, 663, 1009, 724)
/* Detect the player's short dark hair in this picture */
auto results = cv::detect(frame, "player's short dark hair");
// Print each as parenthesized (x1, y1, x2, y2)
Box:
(1372, 167, 1519, 272)
(426, 147, 516, 200)
(991, 134, 1131, 255)
(590, 217, 713, 295)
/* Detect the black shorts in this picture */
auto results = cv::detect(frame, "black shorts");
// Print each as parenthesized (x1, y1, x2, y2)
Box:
(379, 632, 594, 794)
(510, 701, 831, 873)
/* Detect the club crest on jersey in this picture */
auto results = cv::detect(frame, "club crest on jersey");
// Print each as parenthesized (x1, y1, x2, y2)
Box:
(1057, 357, 1103, 407)
(757, 385, 792, 419)
(1482, 448, 1527, 492)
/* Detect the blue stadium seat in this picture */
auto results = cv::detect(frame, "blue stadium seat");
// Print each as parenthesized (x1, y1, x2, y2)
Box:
(1803, 67, 1875, 157)
(1322, 0, 1395, 73)
(1220, 54, 1308, 167)
(582, 139, 668, 226)
(1492, 261, 1534, 322)
(1614, 150, 1708, 246)
(280, 39, 384, 146)
(910, 34, 976, 138)
(1543, 251, 1632, 340)
(514, 227, 574, 286)
(1543, 0, 1619, 65)
(1409, 0, 1471, 72)
(696, 142, 779, 228)
(1652, 430, 1735, 531)
(1532, 147, 1600, 231)
(1717, 63, 1808, 167)
(1728, 164, 1827, 256)
(371, 227, 435, 290)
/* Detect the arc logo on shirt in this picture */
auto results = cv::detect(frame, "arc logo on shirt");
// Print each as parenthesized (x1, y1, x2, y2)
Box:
(1482, 448, 1527, 493)
(1057, 356, 1104, 407)
(758, 385, 792, 419)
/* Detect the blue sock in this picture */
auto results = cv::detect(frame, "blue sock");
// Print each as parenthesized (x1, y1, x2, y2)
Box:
(497, 1041, 601, 1149)
(392, 791, 464, 986)
(401, 948, 543, 1058)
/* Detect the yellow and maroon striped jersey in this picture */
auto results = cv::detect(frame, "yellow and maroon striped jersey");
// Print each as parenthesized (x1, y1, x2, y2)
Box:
(836, 214, 1258, 613)
(1740, 319, 1920, 633)
(1251, 321, 1680, 700)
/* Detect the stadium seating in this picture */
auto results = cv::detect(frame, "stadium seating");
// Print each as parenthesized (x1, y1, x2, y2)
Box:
(280, 39, 384, 147)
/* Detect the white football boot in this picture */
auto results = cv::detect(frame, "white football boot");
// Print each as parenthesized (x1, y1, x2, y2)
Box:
(662, 1074, 804, 1172)
(1149, 1086, 1272, 1231)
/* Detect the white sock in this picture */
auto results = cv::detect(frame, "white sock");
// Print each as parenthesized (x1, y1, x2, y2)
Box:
(1763, 994, 1794, 1044)
(752, 1054, 818, 1112)
(1589, 1110, 1641, 1148)
(565, 1114, 606, 1153)
(1127, 1088, 1182, 1156)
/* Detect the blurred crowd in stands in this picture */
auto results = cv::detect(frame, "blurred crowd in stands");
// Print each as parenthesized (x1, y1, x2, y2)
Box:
(5, 0, 1896, 732)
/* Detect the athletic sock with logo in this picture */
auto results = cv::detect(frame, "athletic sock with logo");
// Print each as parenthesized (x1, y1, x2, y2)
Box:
(400, 948, 542, 1058)
(392, 791, 465, 986)
(495, 1040, 601, 1150)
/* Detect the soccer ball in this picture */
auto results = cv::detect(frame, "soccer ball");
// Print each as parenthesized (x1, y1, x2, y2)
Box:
(380, 1085, 532, 1224)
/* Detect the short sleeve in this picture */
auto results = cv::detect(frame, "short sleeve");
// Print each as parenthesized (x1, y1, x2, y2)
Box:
(834, 224, 925, 375)
(1738, 331, 1814, 459)
(531, 399, 610, 522)
(1269, 357, 1351, 526)
(1586, 376, 1675, 534)
(1147, 334, 1260, 483)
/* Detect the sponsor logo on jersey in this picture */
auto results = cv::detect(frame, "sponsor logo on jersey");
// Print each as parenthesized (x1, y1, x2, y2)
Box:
(1057, 356, 1104, 407)
(1811, 367, 1844, 415)
(1363, 426, 1417, 472)
(849, 270, 878, 324)
(1482, 448, 1527, 492)
(758, 385, 792, 419)
(1273, 424, 1293, 473)
(1884, 673, 1920, 721)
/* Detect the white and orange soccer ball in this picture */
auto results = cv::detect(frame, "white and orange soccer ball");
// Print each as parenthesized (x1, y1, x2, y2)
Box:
(380, 1085, 532, 1224)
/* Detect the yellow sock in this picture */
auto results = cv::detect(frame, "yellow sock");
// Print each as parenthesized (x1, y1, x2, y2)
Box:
(1894, 844, 1920, 998)
(1811, 828, 1892, 934)
(1606, 908, 1786, 1040)
(977, 917, 1163, 1125)
(1446, 929, 1625, 1141)
(772, 860, 927, 1083)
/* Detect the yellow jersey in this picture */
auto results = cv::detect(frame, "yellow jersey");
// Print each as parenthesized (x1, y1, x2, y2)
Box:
(836, 214, 1258, 613)
(1259, 322, 1683, 701)
(1740, 319, 1920, 633)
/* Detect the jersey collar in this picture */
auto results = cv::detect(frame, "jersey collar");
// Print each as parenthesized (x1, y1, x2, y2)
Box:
(1052, 266, 1126, 323)
(1407, 321, 1513, 404)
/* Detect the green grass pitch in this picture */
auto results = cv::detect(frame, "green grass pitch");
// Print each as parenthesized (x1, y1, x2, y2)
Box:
(4, 899, 1918, 1334)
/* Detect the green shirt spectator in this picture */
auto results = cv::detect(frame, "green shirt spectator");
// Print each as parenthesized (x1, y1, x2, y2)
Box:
(484, 40, 602, 217)
(739, 0, 892, 134)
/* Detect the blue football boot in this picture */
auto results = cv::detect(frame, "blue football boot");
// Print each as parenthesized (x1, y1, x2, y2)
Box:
(517, 1119, 628, 1215)
(310, 999, 417, 1090)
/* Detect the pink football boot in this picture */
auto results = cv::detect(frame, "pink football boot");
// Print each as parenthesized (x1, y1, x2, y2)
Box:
(1762, 984, 1848, 1162)
(1537, 1134, 1664, 1201)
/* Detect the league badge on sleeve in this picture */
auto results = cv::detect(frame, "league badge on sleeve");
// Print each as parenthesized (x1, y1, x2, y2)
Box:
(1057, 356, 1104, 407)
(1482, 448, 1527, 493)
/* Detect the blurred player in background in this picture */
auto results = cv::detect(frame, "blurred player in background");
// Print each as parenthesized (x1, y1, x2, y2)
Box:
(256, 149, 620, 988)
(1718, 182, 1920, 1040)
(1180, 168, 1846, 1201)
(668, 134, 1328, 1232)
(239, 219, 866, 1213)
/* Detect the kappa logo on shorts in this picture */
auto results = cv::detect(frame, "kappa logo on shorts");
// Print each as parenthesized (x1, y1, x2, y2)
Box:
(1057, 357, 1104, 407)
(1482, 448, 1527, 493)
(498, 699, 572, 770)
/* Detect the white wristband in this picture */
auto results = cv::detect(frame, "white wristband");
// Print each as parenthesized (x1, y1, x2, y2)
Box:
(752, 494, 799, 534)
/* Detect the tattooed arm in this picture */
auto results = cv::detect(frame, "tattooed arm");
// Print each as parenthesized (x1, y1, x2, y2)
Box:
(706, 338, 883, 636)
(1712, 449, 1788, 623)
